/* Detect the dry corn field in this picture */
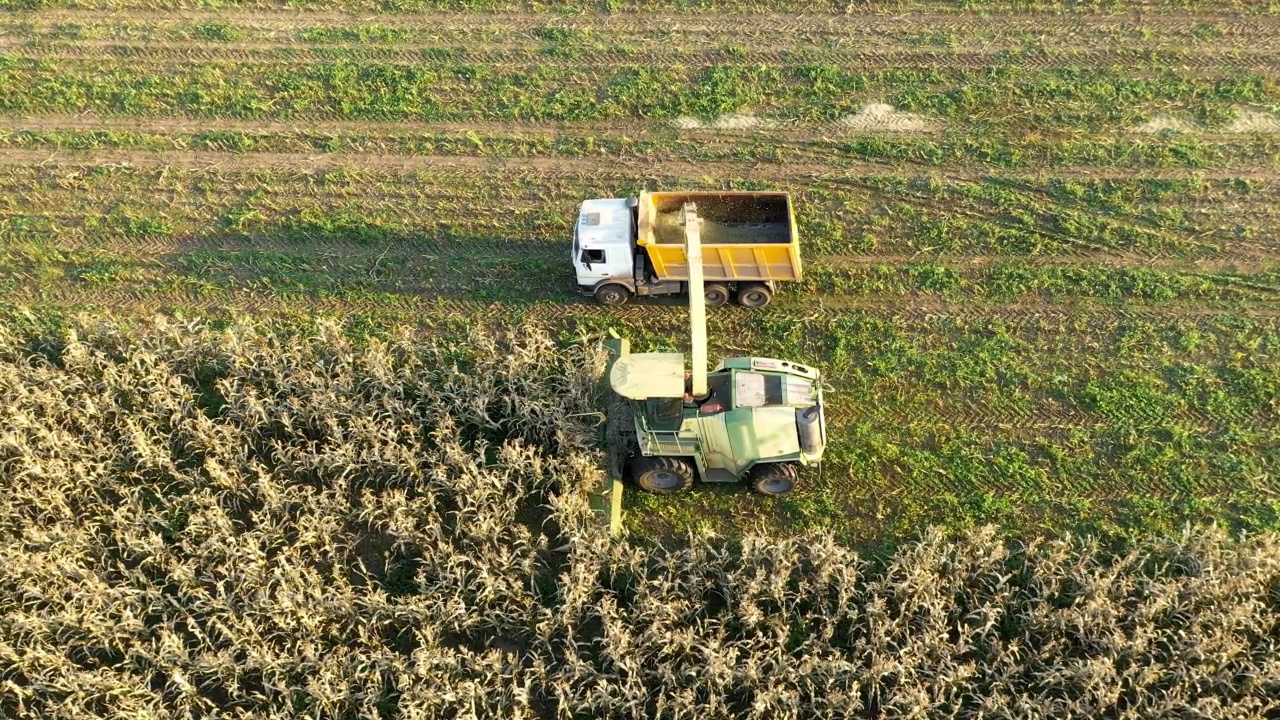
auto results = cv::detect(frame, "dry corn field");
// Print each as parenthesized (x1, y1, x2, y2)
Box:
(0, 316, 1277, 718)
(3, 0, 1280, 715)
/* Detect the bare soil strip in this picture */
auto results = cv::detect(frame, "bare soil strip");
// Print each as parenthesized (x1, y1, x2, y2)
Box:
(0, 148, 1275, 182)
(1, 113, 944, 143)
(15, 9, 1280, 35)
(6, 113, 1280, 146)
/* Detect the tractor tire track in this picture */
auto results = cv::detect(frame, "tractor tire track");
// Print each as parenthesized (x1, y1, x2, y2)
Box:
(7, 39, 1280, 74)
(4, 113, 1280, 152)
(15, 8, 1280, 36)
(1, 148, 1278, 184)
(10, 280, 1280, 325)
(818, 253, 1280, 276)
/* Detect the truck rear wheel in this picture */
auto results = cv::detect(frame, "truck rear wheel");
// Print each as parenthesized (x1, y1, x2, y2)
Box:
(705, 283, 730, 307)
(750, 462, 798, 496)
(594, 283, 632, 306)
(736, 283, 773, 308)
(631, 456, 695, 495)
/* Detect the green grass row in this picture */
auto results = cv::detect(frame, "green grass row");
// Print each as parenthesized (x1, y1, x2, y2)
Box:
(803, 262, 1280, 302)
(13, 33, 1278, 74)
(5, 127, 1280, 173)
(7, 17, 1274, 48)
(2, 0, 1276, 13)
(1, 56, 1276, 130)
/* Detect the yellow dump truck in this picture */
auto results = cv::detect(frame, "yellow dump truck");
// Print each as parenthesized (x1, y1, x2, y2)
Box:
(572, 190, 802, 308)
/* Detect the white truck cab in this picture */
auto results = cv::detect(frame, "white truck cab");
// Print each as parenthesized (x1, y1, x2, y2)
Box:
(572, 198, 636, 304)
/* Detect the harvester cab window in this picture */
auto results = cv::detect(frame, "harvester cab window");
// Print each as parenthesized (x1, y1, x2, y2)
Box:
(734, 372, 785, 408)
(698, 374, 730, 414)
(786, 377, 816, 407)
(647, 397, 684, 431)
(764, 375, 784, 405)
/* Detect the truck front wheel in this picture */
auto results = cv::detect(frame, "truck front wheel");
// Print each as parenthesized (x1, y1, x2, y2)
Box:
(750, 462, 798, 496)
(705, 283, 730, 307)
(737, 283, 773, 308)
(594, 283, 632, 306)
(631, 456, 695, 495)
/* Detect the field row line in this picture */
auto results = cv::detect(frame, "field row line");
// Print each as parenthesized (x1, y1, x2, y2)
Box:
(15, 8, 1280, 34)
(11, 46, 1280, 75)
(12, 28, 1280, 53)
(8, 40, 1280, 72)
(2, 148, 1278, 182)
(7, 112, 1280, 147)
(8, 280, 1280, 324)
(8, 114, 1280, 145)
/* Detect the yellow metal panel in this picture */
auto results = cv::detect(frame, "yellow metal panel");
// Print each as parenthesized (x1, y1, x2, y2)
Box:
(637, 190, 802, 282)
(645, 243, 800, 281)
(752, 247, 768, 277)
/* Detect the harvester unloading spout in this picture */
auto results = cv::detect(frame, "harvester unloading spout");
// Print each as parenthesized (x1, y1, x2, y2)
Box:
(683, 202, 709, 400)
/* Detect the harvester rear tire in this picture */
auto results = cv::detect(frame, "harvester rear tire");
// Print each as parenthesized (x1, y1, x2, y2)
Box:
(631, 456, 695, 495)
(594, 283, 632, 306)
(751, 462, 799, 496)
(737, 283, 773, 308)
(705, 283, 730, 307)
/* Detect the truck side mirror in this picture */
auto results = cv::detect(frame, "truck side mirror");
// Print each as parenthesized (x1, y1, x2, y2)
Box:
(625, 197, 639, 208)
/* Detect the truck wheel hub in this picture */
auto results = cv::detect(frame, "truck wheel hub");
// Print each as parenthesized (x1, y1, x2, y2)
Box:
(648, 470, 680, 488)
(762, 479, 789, 493)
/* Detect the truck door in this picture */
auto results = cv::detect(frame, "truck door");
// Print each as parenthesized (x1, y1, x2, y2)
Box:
(575, 247, 623, 286)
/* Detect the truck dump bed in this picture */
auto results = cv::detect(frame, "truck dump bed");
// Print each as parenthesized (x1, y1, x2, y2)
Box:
(636, 191, 802, 282)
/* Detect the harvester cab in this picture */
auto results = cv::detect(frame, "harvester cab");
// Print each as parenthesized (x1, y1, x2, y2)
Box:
(605, 202, 827, 498)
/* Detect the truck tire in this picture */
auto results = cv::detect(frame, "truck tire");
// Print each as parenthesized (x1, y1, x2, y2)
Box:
(750, 462, 798, 496)
(736, 283, 773, 308)
(594, 283, 632, 306)
(631, 456, 695, 495)
(705, 283, 730, 307)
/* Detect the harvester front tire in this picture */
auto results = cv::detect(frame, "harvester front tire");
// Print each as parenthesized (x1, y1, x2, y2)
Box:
(751, 462, 798, 496)
(737, 283, 773, 309)
(594, 283, 632, 306)
(705, 283, 730, 307)
(632, 456, 695, 495)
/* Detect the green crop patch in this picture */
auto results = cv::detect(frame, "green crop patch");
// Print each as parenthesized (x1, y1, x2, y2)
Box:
(2, 54, 1277, 131)
(803, 263, 1279, 302)
(297, 24, 415, 44)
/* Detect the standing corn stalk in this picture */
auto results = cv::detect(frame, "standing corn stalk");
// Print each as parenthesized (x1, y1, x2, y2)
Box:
(0, 316, 1276, 719)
